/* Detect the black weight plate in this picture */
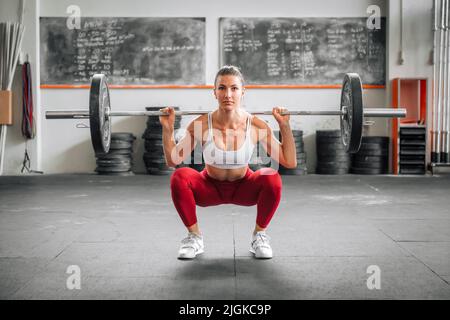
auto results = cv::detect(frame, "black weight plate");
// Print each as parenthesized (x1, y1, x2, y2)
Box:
(316, 136, 342, 144)
(143, 151, 164, 157)
(316, 142, 347, 151)
(355, 149, 389, 156)
(316, 167, 349, 174)
(98, 149, 133, 157)
(111, 132, 136, 141)
(400, 145, 426, 151)
(358, 143, 389, 150)
(317, 149, 348, 157)
(317, 161, 351, 168)
(401, 136, 426, 143)
(110, 141, 133, 149)
(361, 136, 389, 145)
(143, 158, 166, 165)
(145, 150, 165, 157)
(142, 127, 162, 134)
(96, 162, 132, 169)
(144, 150, 165, 159)
(295, 158, 307, 165)
(352, 161, 388, 169)
(145, 122, 181, 130)
(97, 160, 132, 167)
(145, 138, 164, 145)
(279, 162, 307, 170)
(399, 167, 425, 174)
(297, 152, 307, 159)
(144, 159, 167, 165)
(89, 74, 111, 155)
(97, 157, 132, 164)
(350, 167, 387, 174)
(97, 155, 132, 162)
(317, 159, 350, 165)
(146, 117, 181, 124)
(250, 163, 272, 170)
(400, 149, 425, 156)
(144, 139, 164, 146)
(352, 155, 387, 163)
(356, 149, 388, 156)
(400, 139, 426, 146)
(317, 153, 349, 160)
(294, 146, 305, 153)
(340, 73, 363, 153)
(97, 171, 134, 176)
(400, 154, 425, 160)
(142, 133, 163, 141)
(145, 163, 171, 170)
(278, 168, 307, 175)
(146, 168, 175, 175)
(399, 128, 426, 135)
(399, 159, 425, 165)
(316, 130, 341, 138)
(146, 121, 181, 130)
(96, 166, 132, 173)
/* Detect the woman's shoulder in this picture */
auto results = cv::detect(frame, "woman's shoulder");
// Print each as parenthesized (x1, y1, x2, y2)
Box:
(185, 114, 209, 138)
(250, 114, 270, 130)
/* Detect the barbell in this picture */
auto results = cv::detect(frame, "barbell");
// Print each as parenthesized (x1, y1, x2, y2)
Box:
(45, 73, 406, 155)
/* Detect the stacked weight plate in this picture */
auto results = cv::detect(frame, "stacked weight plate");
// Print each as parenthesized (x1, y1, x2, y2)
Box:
(277, 130, 308, 175)
(249, 140, 271, 171)
(399, 126, 426, 174)
(316, 130, 350, 174)
(350, 136, 389, 174)
(188, 147, 205, 172)
(95, 132, 135, 176)
(142, 106, 181, 175)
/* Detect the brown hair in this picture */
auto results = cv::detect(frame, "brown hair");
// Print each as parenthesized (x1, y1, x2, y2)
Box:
(214, 65, 245, 88)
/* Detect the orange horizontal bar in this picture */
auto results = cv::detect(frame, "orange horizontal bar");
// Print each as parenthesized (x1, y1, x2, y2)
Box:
(40, 84, 213, 89)
(246, 84, 385, 89)
(40, 84, 385, 89)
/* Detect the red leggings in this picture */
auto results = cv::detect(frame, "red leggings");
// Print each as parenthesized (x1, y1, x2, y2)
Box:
(170, 166, 282, 228)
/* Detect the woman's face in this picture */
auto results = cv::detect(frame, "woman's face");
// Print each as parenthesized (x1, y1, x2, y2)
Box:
(214, 75, 245, 111)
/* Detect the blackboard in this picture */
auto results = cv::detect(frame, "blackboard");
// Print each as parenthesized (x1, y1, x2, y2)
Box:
(40, 17, 206, 85)
(220, 17, 386, 86)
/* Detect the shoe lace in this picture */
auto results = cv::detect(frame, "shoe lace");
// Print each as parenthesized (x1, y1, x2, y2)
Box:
(253, 232, 271, 249)
(181, 233, 201, 249)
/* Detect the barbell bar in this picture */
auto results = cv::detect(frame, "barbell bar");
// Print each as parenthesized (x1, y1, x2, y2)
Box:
(46, 108, 404, 118)
(45, 73, 407, 156)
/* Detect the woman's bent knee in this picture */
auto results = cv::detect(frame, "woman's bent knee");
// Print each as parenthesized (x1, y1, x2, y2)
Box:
(257, 168, 282, 189)
(170, 167, 197, 189)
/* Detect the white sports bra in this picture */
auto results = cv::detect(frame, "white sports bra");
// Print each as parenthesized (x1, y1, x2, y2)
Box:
(202, 111, 255, 169)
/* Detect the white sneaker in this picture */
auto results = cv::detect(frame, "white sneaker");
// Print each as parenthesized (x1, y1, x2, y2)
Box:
(249, 231, 273, 259)
(178, 232, 204, 259)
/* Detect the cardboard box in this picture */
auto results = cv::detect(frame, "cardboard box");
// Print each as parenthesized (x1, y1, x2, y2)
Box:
(0, 90, 12, 125)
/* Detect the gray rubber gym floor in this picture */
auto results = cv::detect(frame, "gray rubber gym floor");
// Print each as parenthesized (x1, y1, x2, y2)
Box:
(1, 173, 450, 299)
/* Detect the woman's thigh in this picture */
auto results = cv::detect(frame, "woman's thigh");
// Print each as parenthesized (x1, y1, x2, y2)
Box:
(171, 167, 224, 207)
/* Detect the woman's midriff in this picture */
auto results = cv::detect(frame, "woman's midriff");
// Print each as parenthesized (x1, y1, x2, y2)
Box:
(204, 164, 249, 182)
